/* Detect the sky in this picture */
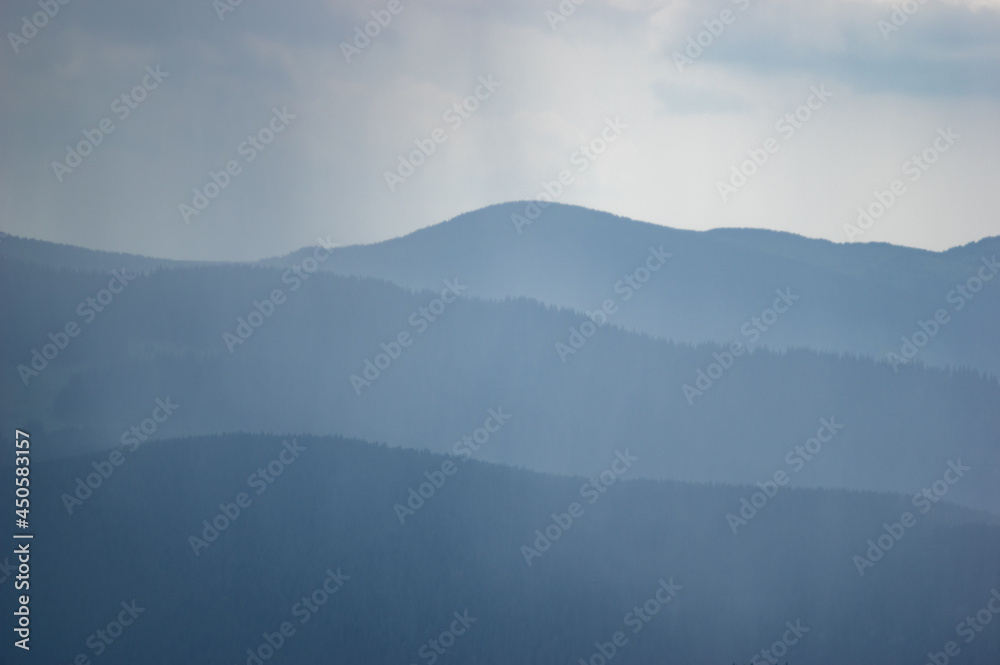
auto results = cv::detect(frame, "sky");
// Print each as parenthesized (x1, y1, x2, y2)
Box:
(1, 0, 998, 261)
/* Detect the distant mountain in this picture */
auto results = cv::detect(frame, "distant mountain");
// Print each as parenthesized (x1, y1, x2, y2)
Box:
(2, 432, 997, 664)
(265, 203, 1000, 376)
(8, 204, 999, 375)
(0, 233, 217, 274)
(3, 259, 998, 514)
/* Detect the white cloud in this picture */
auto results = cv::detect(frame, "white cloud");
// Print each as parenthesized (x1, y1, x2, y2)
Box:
(0, 0, 997, 260)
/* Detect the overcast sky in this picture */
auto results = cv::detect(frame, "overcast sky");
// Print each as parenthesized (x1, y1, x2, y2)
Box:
(1, 0, 998, 260)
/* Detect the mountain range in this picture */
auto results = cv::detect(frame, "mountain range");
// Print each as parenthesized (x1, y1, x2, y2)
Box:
(1, 202, 997, 664)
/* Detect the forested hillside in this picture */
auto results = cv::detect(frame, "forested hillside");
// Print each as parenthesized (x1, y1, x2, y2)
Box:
(268, 203, 1000, 375)
(2, 259, 998, 513)
(1, 433, 997, 664)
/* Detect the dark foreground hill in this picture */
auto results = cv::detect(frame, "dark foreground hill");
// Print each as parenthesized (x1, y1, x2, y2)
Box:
(1, 432, 997, 664)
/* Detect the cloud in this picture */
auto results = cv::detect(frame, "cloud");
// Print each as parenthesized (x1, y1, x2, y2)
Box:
(0, 0, 997, 259)
(682, 0, 1000, 98)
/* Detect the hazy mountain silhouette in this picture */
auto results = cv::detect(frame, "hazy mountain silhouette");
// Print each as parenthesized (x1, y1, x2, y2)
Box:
(2, 432, 997, 664)
(3, 257, 998, 513)
(0, 234, 219, 274)
(265, 203, 1000, 376)
(8, 203, 999, 375)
